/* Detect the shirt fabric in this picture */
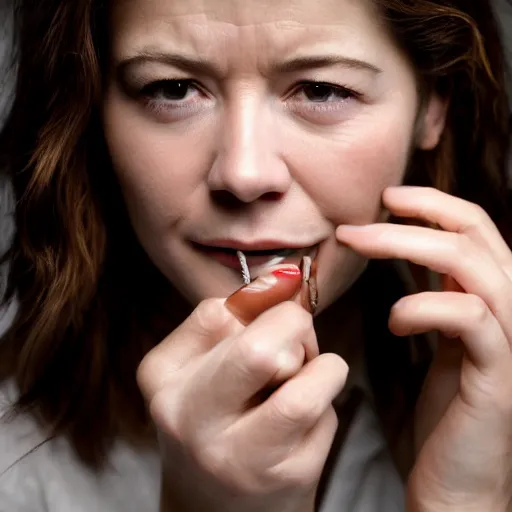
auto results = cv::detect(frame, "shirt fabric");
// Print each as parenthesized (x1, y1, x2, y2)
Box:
(0, 376, 405, 512)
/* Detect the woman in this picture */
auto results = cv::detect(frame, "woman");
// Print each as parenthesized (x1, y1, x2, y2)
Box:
(1, 0, 511, 510)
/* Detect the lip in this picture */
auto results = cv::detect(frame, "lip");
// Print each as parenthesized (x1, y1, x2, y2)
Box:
(192, 240, 320, 273)
(193, 239, 318, 252)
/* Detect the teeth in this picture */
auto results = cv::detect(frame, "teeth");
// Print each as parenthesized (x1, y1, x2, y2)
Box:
(249, 245, 318, 274)
(239, 248, 300, 268)
(262, 254, 289, 267)
(274, 248, 298, 257)
(236, 248, 297, 258)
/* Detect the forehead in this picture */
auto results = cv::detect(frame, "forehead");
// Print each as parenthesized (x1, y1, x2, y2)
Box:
(109, 0, 395, 66)
(111, 0, 379, 25)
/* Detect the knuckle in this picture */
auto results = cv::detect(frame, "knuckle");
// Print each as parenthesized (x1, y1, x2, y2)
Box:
(450, 234, 476, 269)
(136, 351, 159, 398)
(272, 393, 322, 427)
(278, 301, 314, 334)
(192, 298, 230, 336)
(271, 448, 325, 490)
(236, 336, 281, 377)
(264, 469, 309, 491)
(466, 294, 489, 325)
(233, 303, 315, 379)
(465, 203, 489, 231)
(284, 466, 319, 489)
(453, 233, 474, 257)
(325, 406, 339, 431)
(148, 389, 181, 439)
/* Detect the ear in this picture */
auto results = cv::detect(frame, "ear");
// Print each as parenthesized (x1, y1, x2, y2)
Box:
(416, 93, 449, 150)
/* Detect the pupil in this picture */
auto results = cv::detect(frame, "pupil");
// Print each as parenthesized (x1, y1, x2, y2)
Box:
(162, 81, 189, 100)
(304, 84, 333, 102)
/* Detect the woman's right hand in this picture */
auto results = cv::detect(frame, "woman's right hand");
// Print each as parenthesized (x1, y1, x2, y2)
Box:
(136, 266, 348, 512)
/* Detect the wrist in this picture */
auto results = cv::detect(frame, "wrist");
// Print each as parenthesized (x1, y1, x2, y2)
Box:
(407, 499, 509, 512)
(409, 508, 508, 512)
(406, 479, 510, 512)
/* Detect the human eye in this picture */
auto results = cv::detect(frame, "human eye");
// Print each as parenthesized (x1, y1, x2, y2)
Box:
(141, 79, 197, 101)
(138, 79, 212, 118)
(285, 80, 361, 116)
(296, 82, 356, 103)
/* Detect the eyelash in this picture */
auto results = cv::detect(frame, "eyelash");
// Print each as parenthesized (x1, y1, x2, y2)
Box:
(138, 79, 361, 115)
(289, 81, 359, 103)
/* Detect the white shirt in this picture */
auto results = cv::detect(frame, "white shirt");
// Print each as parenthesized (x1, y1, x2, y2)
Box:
(0, 379, 404, 512)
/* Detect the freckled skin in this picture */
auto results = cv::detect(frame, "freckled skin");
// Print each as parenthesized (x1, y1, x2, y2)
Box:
(102, 0, 436, 309)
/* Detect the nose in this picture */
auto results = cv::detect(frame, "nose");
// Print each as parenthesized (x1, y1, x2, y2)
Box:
(207, 93, 293, 203)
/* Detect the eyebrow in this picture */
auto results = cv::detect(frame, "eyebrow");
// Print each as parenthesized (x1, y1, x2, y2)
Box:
(275, 55, 382, 75)
(117, 52, 382, 78)
(118, 52, 223, 79)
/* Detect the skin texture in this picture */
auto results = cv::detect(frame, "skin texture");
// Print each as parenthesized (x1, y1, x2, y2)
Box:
(337, 188, 512, 511)
(102, 0, 512, 511)
(103, 0, 445, 309)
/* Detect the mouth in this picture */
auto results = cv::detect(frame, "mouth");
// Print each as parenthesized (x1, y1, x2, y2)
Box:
(192, 242, 319, 275)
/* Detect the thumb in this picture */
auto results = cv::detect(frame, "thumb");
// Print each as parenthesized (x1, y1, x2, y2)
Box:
(225, 265, 303, 325)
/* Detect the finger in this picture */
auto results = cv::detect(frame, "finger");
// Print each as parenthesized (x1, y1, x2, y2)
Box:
(336, 223, 512, 342)
(258, 407, 338, 490)
(283, 406, 338, 486)
(139, 266, 303, 399)
(225, 265, 303, 325)
(413, 344, 463, 453)
(196, 301, 319, 418)
(137, 298, 241, 399)
(241, 354, 347, 455)
(389, 291, 510, 371)
(383, 186, 512, 271)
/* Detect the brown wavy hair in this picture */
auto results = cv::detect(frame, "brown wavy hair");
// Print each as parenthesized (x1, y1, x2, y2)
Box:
(0, 0, 510, 469)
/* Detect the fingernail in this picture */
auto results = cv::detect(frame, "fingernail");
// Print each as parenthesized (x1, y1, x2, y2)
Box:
(272, 267, 302, 279)
(244, 273, 279, 291)
(244, 267, 301, 291)
(226, 265, 303, 325)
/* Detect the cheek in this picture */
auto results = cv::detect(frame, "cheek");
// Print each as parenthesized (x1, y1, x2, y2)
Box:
(101, 94, 214, 234)
(285, 107, 416, 225)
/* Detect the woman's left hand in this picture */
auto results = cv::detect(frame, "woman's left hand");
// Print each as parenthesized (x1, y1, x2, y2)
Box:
(336, 186, 512, 512)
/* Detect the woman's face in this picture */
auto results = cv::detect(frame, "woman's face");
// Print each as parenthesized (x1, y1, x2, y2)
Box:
(103, 0, 442, 310)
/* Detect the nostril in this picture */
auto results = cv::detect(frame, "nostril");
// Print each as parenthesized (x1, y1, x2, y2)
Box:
(260, 191, 284, 201)
(210, 190, 284, 209)
(210, 190, 246, 210)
